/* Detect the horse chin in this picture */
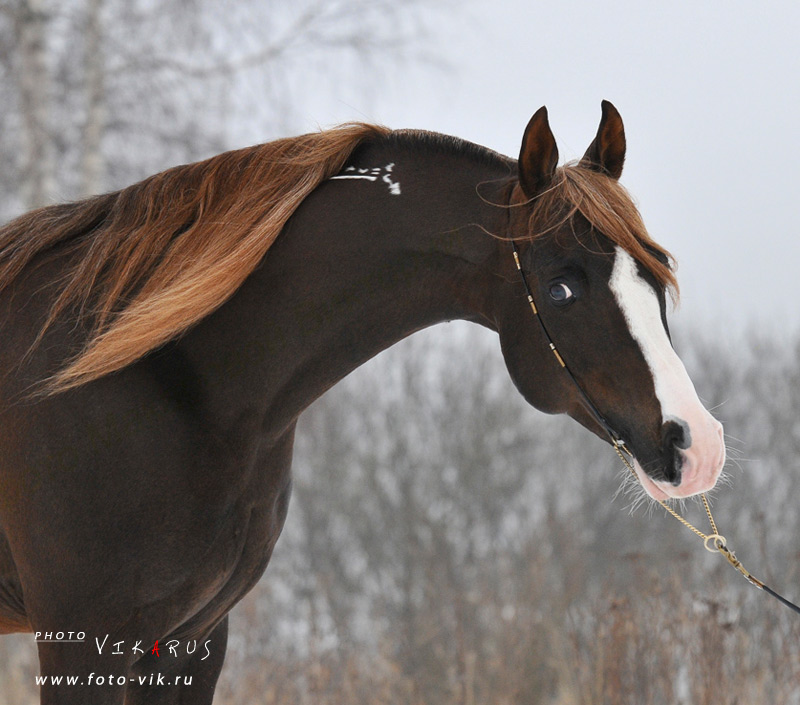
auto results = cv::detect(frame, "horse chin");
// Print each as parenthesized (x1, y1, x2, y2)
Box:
(631, 459, 672, 501)
(631, 456, 722, 501)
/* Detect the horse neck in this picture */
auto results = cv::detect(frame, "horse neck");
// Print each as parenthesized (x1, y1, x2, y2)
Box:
(175, 140, 513, 441)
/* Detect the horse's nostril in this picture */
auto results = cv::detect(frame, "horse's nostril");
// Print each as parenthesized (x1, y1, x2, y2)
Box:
(661, 418, 690, 451)
(668, 450, 684, 485)
(661, 419, 690, 485)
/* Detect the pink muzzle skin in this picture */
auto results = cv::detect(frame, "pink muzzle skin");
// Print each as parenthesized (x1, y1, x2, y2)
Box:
(634, 414, 725, 501)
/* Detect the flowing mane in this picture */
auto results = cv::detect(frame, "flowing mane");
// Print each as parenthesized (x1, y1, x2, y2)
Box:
(0, 121, 674, 397)
(0, 122, 390, 393)
(520, 162, 678, 297)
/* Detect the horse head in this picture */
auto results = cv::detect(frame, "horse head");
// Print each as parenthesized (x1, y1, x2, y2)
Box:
(495, 101, 725, 500)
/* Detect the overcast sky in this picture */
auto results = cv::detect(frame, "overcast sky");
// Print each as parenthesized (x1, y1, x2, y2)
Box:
(287, 0, 800, 337)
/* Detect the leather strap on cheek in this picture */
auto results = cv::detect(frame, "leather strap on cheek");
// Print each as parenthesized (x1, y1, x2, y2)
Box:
(510, 239, 624, 446)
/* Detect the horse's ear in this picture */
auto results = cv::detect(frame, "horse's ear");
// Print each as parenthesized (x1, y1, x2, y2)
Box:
(518, 106, 559, 200)
(581, 100, 626, 179)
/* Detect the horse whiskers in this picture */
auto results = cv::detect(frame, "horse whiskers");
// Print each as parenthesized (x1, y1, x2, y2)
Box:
(701, 398, 729, 414)
(613, 466, 657, 516)
(721, 433, 746, 447)
(613, 453, 734, 521)
(714, 468, 735, 489)
(722, 443, 753, 477)
(723, 447, 746, 464)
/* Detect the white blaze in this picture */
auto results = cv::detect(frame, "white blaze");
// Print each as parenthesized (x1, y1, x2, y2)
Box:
(608, 247, 725, 499)
(609, 249, 698, 417)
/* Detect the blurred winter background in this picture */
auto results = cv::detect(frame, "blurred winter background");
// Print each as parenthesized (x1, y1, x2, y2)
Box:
(1, 1, 799, 703)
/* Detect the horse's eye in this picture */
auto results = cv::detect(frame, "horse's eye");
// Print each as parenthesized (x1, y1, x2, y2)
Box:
(549, 282, 573, 303)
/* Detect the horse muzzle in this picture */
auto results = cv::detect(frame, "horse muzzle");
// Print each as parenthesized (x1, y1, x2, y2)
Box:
(635, 413, 725, 500)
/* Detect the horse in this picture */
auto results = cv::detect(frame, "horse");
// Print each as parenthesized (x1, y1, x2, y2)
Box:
(0, 101, 725, 704)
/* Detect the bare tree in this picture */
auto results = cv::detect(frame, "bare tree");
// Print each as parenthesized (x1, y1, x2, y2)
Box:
(0, 0, 55, 211)
(78, 0, 105, 196)
(0, 0, 456, 221)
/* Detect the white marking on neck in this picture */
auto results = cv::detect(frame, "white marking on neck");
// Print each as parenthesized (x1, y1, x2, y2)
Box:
(330, 174, 378, 182)
(330, 163, 401, 195)
(608, 248, 702, 421)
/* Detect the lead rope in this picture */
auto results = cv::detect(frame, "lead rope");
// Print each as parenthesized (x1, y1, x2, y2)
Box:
(612, 439, 800, 614)
(510, 241, 800, 615)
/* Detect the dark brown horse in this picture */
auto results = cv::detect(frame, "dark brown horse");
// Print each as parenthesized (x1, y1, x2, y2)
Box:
(0, 102, 724, 703)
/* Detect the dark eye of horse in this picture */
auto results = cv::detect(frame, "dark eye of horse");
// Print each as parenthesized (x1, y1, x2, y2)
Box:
(549, 282, 573, 304)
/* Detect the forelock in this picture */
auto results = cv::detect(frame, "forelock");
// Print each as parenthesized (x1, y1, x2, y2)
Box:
(521, 162, 678, 300)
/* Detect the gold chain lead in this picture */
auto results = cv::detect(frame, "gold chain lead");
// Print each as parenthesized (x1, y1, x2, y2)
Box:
(613, 441, 764, 589)
(613, 441, 714, 540)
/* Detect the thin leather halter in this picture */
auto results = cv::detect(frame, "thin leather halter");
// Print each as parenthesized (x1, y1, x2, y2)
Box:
(510, 239, 628, 452)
